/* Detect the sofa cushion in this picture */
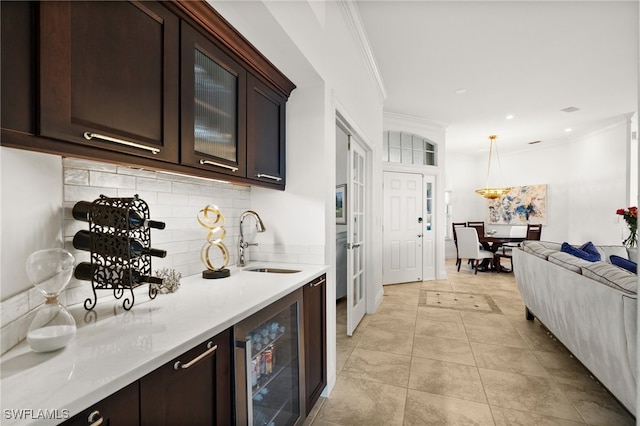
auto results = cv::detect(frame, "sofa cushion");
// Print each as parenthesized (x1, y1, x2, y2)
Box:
(561, 242, 601, 262)
(610, 255, 637, 274)
(521, 241, 559, 260)
(547, 252, 594, 273)
(581, 262, 638, 294)
(596, 245, 630, 263)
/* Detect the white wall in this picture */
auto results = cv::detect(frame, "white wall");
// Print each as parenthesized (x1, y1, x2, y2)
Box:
(446, 118, 633, 246)
(1, 147, 63, 300)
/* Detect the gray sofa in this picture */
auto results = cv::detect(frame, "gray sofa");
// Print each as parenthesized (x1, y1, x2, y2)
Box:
(513, 241, 637, 415)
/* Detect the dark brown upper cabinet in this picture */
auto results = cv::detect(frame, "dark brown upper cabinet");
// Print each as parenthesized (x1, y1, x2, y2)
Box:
(247, 74, 287, 187)
(2, 1, 295, 189)
(39, 1, 180, 162)
(180, 22, 247, 178)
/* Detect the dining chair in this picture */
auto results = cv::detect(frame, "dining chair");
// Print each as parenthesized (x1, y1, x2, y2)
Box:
(467, 221, 485, 237)
(456, 227, 495, 274)
(526, 224, 542, 240)
(451, 222, 466, 269)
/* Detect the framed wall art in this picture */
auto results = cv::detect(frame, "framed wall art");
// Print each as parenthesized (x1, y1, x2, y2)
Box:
(336, 184, 347, 225)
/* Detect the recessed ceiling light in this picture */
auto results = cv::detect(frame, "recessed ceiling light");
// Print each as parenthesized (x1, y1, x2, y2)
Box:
(505, 115, 514, 120)
(565, 128, 572, 132)
(561, 106, 580, 113)
(455, 88, 467, 95)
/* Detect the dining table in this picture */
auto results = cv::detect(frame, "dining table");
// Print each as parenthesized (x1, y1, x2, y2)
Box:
(478, 234, 526, 272)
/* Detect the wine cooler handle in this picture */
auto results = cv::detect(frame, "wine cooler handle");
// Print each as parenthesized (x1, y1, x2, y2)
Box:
(173, 341, 217, 370)
(199, 159, 239, 172)
(83, 132, 160, 154)
(238, 338, 253, 426)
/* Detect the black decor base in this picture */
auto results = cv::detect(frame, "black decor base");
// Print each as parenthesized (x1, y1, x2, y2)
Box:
(202, 268, 230, 279)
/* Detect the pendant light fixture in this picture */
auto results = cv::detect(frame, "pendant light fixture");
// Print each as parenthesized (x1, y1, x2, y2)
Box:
(475, 135, 511, 199)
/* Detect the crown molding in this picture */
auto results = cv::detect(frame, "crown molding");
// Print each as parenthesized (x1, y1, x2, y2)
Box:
(338, 0, 387, 101)
(384, 111, 449, 130)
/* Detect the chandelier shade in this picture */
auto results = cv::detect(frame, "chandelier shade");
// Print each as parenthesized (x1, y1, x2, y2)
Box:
(476, 135, 511, 199)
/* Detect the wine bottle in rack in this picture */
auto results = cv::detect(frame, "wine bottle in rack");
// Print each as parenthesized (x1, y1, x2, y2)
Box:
(73, 230, 167, 258)
(74, 262, 164, 285)
(72, 201, 166, 230)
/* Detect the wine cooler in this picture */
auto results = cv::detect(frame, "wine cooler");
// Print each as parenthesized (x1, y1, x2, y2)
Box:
(235, 289, 304, 426)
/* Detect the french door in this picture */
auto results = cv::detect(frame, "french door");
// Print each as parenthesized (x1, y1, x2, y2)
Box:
(347, 137, 367, 336)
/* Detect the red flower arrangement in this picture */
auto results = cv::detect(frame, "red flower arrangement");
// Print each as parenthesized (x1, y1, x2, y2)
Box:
(616, 206, 638, 248)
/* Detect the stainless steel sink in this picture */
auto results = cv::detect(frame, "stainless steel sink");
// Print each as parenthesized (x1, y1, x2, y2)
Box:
(245, 267, 301, 274)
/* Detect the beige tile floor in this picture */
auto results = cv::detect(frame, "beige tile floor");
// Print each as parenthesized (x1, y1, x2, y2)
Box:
(304, 259, 636, 426)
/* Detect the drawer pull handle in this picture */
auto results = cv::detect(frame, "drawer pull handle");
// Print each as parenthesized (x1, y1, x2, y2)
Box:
(87, 410, 103, 426)
(173, 341, 217, 370)
(199, 159, 239, 172)
(83, 132, 160, 154)
(256, 173, 282, 182)
(311, 277, 326, 287)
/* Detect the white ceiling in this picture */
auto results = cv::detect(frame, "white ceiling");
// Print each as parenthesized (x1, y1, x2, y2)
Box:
(355, 1, 639, 154)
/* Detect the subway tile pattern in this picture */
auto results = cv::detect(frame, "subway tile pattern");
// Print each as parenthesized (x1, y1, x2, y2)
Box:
(1, 157, 319, 354)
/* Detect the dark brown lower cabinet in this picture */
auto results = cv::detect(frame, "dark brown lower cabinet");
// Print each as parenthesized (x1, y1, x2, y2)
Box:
(64, 328, 233, 425)
(303, 274, 327, 415)
(140, 328, 233, 425)
(63, 381, 139, 426)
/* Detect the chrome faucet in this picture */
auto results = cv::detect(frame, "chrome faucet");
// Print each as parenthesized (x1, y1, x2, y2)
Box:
(238, 210, 266, 267)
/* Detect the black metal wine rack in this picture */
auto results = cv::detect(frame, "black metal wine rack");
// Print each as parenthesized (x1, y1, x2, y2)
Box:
(82, 195, 158, 310)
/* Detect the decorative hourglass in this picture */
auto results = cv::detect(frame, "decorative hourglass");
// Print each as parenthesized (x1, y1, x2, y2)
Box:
(25, 248, 77, 352)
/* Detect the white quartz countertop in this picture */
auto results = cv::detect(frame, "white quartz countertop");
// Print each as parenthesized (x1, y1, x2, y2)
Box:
(0, 262, 328, 425)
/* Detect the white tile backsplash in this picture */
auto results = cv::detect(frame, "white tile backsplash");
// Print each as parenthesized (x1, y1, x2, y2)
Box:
(1, 154, 322, 355)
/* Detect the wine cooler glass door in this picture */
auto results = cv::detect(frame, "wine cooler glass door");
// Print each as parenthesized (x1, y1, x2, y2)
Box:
(235, 290, 302, 426)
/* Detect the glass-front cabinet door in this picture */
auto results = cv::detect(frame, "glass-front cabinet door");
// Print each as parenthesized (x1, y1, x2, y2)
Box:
(181, 23, 247, 177)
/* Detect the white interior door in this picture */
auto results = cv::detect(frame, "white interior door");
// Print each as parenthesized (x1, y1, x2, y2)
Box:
(347, 137, 367, 336)
(383, 171, 423, 284)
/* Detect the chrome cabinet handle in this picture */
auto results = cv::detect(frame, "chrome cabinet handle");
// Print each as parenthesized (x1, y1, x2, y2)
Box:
(83, 132, 160, 154)
(256, 173, 282, 182)
(173, 341, 217, 370)
(310, 277, 326, 287)
(199, 159, 239, 172)
(87, 410, 103, 426)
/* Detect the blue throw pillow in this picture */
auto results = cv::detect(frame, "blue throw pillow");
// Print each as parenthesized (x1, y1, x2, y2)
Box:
(610, 255, 637, 274)
(561, 242, 601, 262)
(579, 241, 601, 261)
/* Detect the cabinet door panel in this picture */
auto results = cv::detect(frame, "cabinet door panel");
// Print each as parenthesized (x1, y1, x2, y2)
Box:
(304, 274, 327, 414)
(181, 23, 247, 177)
(63, 381, 139, 426)
(1, 1, 36, 135)
(247, 75, 286, 188)
(140, 328, 232, 426)
(39, 1, 179, 162)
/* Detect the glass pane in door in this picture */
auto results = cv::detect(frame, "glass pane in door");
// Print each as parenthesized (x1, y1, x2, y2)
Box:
(194, 48, 237, 162)
(247, 303, 299, 426)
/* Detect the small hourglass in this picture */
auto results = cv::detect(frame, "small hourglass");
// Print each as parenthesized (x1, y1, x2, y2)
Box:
(25, 248, 77, 352)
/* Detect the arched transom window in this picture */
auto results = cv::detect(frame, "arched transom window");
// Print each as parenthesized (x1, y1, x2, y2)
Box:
(383, 131, 436, 166)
